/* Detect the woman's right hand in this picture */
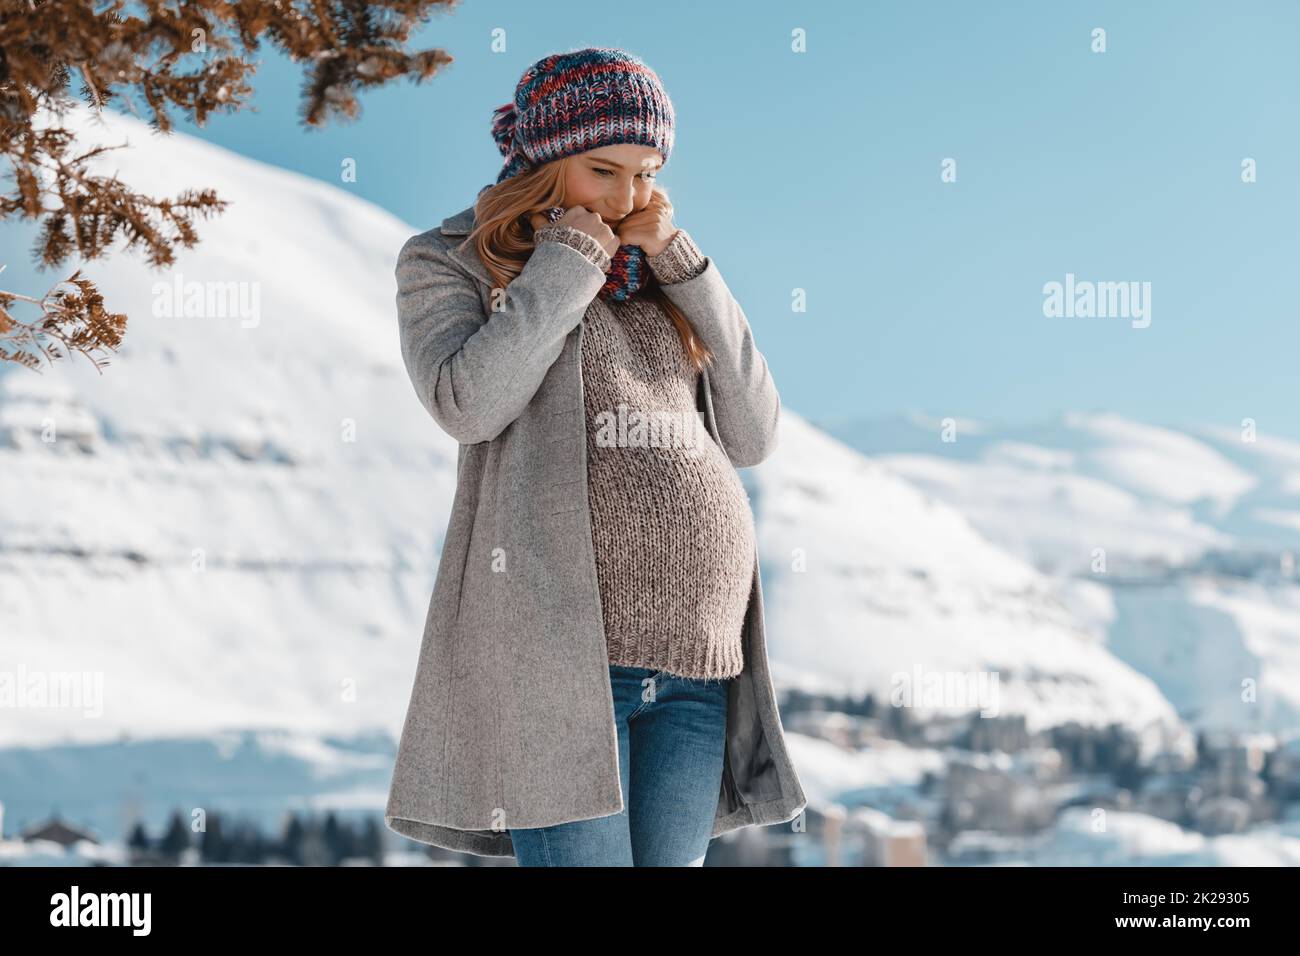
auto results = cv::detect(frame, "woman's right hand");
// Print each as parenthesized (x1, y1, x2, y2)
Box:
(529, 205, 620, 258)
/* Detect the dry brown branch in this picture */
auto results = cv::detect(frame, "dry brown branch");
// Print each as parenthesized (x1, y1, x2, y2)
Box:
(0, 0, 457, 370)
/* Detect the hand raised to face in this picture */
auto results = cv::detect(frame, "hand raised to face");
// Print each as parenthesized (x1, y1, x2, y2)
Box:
(528, 205, 620, 257)
(613, 192, 677, 257)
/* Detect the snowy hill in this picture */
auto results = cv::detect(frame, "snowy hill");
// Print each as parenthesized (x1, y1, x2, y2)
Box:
(827, 409, 1300, 570)
(754, 414, 1176, 736)
(1, 103, 459, 750)
(826, 410, 1300, 735)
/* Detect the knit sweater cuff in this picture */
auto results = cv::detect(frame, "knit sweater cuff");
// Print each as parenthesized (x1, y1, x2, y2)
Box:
(534, 223, 612, 272)
(647, 229, 707, 285)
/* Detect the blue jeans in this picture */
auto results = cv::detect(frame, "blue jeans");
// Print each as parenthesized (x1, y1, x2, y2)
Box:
(509, 664, 731, 866)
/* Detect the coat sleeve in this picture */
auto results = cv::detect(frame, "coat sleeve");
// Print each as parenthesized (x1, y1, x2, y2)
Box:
(395, 230, 609, 445)
(647, 229, 781, 469)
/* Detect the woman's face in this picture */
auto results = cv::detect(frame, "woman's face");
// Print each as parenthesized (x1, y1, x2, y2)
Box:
(561, 144, 664, 229)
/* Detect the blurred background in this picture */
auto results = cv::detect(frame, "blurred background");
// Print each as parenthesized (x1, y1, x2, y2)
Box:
(2, 0, 1299, 866)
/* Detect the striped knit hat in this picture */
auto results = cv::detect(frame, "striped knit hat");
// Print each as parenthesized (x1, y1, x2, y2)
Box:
(491, 48, 675, 184)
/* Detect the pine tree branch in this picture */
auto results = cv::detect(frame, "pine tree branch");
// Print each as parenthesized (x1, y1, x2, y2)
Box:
(0, 0, 458, 370)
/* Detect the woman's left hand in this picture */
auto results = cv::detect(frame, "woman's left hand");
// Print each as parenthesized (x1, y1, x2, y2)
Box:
(615, 193, 677, 257)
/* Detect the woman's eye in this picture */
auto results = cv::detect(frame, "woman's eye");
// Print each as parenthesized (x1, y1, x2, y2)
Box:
(592, 168, 656, 181)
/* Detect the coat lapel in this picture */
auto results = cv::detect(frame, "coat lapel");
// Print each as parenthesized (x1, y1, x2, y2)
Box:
(440, 203, 496, 289)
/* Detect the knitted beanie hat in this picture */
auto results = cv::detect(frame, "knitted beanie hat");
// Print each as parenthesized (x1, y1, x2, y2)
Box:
(490, 48, 676, 184)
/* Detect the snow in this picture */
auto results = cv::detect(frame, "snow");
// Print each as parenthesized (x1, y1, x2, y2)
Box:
(755, 412, 1179, 735)
(1105, 578, 1300, 732)
(1, 102, 455, 749)
(785, 733, 947, 804)
(827, 411, 1300, 735)
(1012, 807, 1300, 866)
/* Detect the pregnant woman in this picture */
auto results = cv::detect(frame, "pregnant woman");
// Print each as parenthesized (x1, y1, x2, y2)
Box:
(385, 47, 806, 866)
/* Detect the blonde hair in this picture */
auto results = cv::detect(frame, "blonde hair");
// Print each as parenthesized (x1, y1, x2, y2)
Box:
(469, 158, 714, 373)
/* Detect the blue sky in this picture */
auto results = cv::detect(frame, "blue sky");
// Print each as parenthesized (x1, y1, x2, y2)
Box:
(5, 1, 1299, 439)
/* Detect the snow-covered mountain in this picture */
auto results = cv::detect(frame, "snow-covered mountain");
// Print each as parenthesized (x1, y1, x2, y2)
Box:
(826, 410, 1300, 736)
(827, 409, 1300, 570)
(1, 103, 459, 751)
(754, 414, 1176, 736)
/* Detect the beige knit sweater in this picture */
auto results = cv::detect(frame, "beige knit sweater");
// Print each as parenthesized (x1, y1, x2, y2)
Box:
(532, 224, 755, 680)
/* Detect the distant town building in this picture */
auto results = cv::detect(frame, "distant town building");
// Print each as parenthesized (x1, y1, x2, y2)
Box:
(20, 815, 100, 847)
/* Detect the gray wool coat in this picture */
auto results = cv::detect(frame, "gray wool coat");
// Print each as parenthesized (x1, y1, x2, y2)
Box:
(384, 198, 807, 858)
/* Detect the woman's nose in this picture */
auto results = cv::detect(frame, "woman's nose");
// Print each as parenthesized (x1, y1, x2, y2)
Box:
(608, 182, 639, 219)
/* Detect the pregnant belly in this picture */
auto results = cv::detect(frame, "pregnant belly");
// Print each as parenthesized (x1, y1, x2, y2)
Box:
(585, 428, 756, 618)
